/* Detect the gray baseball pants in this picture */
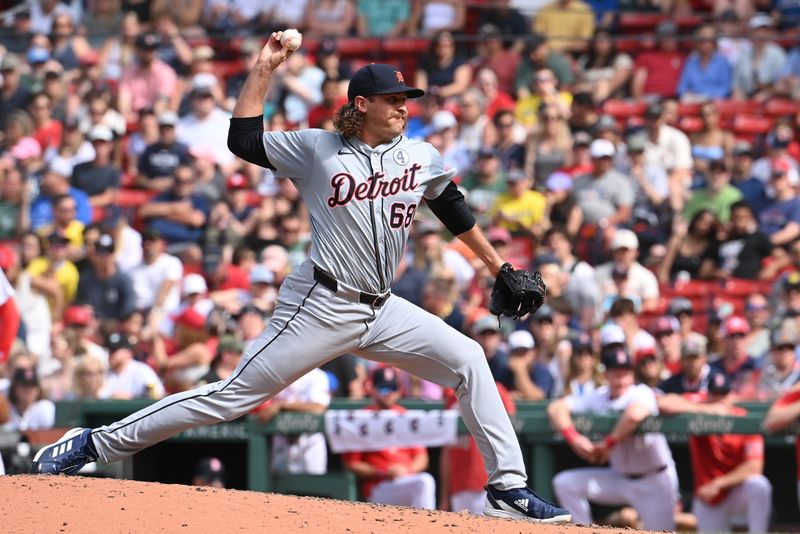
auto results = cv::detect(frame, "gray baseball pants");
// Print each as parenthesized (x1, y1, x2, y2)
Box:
(91, 261, 528, 490)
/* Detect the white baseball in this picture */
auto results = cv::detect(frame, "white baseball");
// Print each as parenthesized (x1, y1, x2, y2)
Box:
(280, 29, 302, 51)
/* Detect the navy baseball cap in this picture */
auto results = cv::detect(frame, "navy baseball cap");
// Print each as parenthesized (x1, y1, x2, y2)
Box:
(707, 371, 731, 395)
(347, 64, 425, 102)
(371, 367, 400, 395)
(600, 344, 633, 370)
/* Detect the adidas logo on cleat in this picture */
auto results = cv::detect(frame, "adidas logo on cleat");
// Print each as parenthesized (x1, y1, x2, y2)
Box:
(514, 498, 529, 512)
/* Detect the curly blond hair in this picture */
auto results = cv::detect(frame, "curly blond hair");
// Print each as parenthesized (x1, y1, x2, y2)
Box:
(333, 100, 366, 138)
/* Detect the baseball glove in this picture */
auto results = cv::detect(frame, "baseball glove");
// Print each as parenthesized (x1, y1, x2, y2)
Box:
(489, 263, 547, 319)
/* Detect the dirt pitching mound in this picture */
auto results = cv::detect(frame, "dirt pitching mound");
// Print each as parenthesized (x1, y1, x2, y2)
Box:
(0, 475, 637, 533)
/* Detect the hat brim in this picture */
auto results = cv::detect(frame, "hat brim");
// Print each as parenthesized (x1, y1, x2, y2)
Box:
(360, 85, 425, 100)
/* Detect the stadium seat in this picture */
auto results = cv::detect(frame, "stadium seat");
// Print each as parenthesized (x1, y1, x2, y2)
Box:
(675, 15, 704, 30)
(678, 116, 704, 133)
(334, 37, 382, 58)
(618, 13, 666, 33)
(601, 99, 647, 120)
(723, 278, 773, 298)
(661, 280, 715, 298)
(382, 38, 431, 56)
(714, 99, 759, 118)
(615, 37, 651, 53)
(763, 98, 800, 118)
(677, 102, 702, 117)
(732, 115, 774, 141)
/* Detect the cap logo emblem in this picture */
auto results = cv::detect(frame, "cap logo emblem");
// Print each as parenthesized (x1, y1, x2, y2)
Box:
(617, 350, 626, 363)
(395, 71, 404, 83)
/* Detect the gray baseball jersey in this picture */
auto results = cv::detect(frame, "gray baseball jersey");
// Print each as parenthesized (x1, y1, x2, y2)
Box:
(90, 131, 528, 493)
(263, 130, 455, 292)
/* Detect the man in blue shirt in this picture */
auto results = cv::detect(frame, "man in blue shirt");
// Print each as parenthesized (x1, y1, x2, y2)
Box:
(759, 159, 800, 246)
(30, 157, 92, 231)
(500, 329, 554, 399)
(138, 164, 209, 246)
(677, 25, 733, 101)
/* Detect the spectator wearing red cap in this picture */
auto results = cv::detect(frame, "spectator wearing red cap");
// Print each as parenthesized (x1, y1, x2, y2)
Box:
(709, 316, 760, 398)
(651, 315, 684, 377)
(633, 335, 663, 389)
(61, 304, 107, 365)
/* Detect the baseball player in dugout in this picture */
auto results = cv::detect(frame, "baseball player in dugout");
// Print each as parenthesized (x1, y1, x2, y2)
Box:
(343, 367, 436, 509)
(548, 343, 679, 530)
(659, 371, 772, 533)
(31, 30, 570, 523)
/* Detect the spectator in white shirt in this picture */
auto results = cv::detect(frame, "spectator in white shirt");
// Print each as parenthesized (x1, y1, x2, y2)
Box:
(130, 229, 184, 319)
(596, 229, 660, 313)
(176, 79, 237, 175)
(2, 368, 55, 431)
(101, 332, 165, 399)
(256, 368, 331, 474)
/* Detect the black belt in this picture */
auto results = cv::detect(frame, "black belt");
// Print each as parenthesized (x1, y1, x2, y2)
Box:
(623, 465, 668, 480)
(313, 266, 390, 308)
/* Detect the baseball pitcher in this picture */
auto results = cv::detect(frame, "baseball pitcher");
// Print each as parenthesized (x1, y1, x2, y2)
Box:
(32, 31, 568, 523)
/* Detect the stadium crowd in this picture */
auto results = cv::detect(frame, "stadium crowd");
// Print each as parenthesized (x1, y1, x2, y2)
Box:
(4, 0, 800, 529)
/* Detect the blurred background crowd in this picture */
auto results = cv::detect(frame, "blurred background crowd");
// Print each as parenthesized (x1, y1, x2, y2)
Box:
(2, 0, 800, 526)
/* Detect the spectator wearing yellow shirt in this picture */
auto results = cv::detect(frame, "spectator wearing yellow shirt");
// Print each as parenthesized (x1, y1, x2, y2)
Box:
(26, 232, 80, 319)
(36, 194, 84, 256)
(489, 170, 547, 238)
(515, 68, 572, 130)
(534, 0, 595, 53)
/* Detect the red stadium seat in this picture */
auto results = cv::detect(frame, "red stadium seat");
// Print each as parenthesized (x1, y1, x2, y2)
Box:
(334, 37, 382, 58)
(382, 38, 431, 55)
(118, 188, 157, 208)
(678, 116, 704, 133)
(677, 102, 702, 117)
(723, 278, 773, 298)
(661, 280, 715, 298)
(618, 13, 666, 33)
(732, 115, 774, 138)
(714, 99, 760, 118)
(615, 37, 651, 53)
(601, 99, 647, 120)
(675, 15, 704, 31)
(763, 98, 800, 118)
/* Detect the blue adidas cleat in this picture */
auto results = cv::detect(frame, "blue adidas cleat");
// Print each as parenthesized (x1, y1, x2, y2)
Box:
(484, 485, 572, 523)
(31, 428, 98, 475)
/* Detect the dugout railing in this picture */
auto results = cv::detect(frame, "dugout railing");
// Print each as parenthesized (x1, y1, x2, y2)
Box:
(32, 399, 800, 522)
